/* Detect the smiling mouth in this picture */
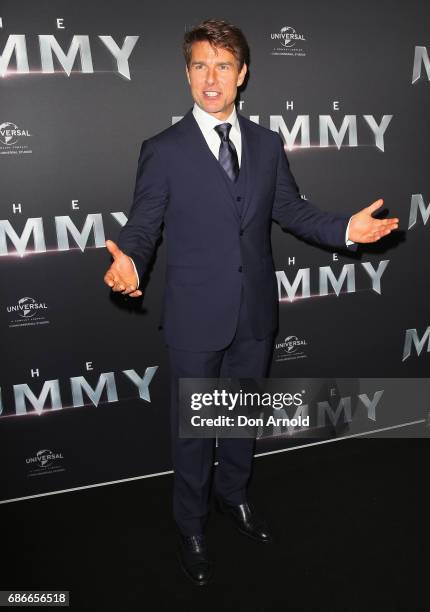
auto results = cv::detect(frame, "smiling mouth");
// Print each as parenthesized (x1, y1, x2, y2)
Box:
(203, 91, 221, 98)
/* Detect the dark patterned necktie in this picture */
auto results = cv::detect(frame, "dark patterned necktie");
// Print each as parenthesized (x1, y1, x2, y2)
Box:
(214, 123, 239, 182)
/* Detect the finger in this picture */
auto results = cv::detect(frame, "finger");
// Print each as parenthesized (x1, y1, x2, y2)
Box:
(372, 219, 399, 230)
(112, 281, 126, 292)
(121, 285, 137, 295)
(367, 198, 384, 214)
(105, 239, 122, 260)
(104, 271, 115, 287)
(128, 290, 142, 298)
(369, 228, 391, 242)
(378, 218, 399, 227)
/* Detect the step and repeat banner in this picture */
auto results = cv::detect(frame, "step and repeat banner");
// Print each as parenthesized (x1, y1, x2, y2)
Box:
(1, 0, 429, 502)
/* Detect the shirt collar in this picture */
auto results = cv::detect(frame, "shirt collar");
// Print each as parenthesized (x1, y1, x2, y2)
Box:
(192, 103, 240, 136)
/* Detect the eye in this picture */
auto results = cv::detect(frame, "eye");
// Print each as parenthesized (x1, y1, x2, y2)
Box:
(219, 64, 230, 70)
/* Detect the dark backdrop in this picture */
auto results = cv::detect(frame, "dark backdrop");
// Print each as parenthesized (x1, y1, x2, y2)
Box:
(1, 0, 429, 503)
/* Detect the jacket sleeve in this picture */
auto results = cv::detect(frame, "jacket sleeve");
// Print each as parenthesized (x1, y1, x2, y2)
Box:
(117, 139, 169, 281)
(271, 135, 356, 251)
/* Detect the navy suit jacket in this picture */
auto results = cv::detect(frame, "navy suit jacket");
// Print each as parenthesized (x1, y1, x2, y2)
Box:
(118, 109, 353, 351)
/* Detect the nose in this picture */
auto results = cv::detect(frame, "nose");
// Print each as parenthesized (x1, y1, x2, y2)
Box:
(205, 66, 216, 85)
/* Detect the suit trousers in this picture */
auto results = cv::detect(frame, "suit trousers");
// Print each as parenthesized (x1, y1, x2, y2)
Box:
(168, 284, 274, 535)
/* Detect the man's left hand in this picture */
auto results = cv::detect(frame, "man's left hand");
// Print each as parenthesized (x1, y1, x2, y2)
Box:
(348, 199, 399, 243)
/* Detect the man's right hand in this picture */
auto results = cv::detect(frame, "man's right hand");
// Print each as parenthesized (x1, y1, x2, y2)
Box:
(104, 240, 142, 297)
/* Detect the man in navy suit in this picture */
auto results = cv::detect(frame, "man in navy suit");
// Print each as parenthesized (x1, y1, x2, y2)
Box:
(104, 19, 398, 585)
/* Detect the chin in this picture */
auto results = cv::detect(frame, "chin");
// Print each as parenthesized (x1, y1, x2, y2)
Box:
(200, 100, 221, 110)
(208, 107, 223, 114)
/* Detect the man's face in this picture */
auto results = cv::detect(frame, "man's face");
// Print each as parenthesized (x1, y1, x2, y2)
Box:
(186, 40, 247, 120)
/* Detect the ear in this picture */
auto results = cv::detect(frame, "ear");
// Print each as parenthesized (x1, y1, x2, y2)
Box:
(185, 64, 191, 85)
(237, 62, 247, 87)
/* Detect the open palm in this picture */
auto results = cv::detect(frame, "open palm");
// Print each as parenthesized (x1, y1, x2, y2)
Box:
(348, 199, 399, 243)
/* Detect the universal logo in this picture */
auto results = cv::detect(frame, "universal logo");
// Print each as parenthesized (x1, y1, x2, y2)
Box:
(270, 26, 307, 57)
(0, 121, 32, 155)
(26, 449, 65, 477)
(275, 335, 308, 362)
(7, 296, 50, 329)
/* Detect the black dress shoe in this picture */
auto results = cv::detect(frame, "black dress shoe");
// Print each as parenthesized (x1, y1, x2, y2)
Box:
(178, 533, 212, 586)
(215, 498, 273, 543)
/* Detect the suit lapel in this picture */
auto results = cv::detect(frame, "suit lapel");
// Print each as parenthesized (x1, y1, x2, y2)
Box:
(238, 114, 261, 225)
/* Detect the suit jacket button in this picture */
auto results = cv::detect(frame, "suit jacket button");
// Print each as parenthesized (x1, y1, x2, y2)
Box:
(238, 265, 243, 272)
(239, 229, 244, 236)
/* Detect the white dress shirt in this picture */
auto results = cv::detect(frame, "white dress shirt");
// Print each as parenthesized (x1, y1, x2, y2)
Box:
(192, 102, 242, 167)
(129, 104, 353, 288)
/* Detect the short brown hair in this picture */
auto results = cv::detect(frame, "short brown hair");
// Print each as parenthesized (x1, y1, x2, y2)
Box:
(183, 19, 250, 69)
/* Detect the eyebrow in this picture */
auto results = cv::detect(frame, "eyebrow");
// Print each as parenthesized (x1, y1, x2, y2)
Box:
(190, 60, 234, 66)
